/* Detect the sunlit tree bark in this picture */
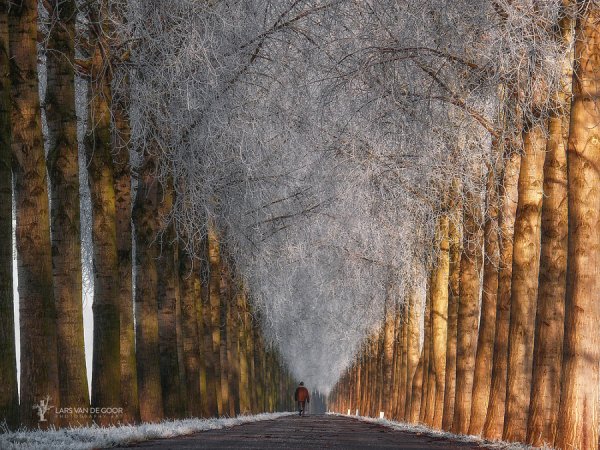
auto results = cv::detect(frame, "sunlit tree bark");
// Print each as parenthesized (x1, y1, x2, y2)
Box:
(9, 0, 60, 428)
(556, 3, 600, 448)
(431, 215, 449, 428)
(405, 285, 422, 421)
(382, 295, 395, 417)
(527, 4, 572, 446)
(469, 166, 499, 435)
(503, 123, 546, 443)
(442, 182, 462, 431)
(85, 0, 121, 425)
(482, 150, 521, 439)
(420, 285, 433, 424)
(452, 189, 483, 434)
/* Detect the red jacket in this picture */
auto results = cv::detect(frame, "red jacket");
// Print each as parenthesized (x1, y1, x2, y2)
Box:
(294, 386, 309, 402)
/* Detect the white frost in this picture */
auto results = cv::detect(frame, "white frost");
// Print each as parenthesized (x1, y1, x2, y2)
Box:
(0, 412, 293, 450)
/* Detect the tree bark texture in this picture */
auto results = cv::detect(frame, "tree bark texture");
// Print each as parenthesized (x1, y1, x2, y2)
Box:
(45, 0, 89, 425)
(469, 166, 500, 436)
(452, 190, 483, 435)
(482, 150, 521, 440)
(556, 3, 600, 449)
(0, 1, 17, 428)
(133, 150, 163, 423)
(9, 0, 60, 428)
(503, 124, 546, 443)
(431, 215, 449, 429)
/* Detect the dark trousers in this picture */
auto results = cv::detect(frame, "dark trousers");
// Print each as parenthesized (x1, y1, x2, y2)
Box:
(297, 401, 306, 415)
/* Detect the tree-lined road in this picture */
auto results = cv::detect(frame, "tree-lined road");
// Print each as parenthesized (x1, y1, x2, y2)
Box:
(119, 415, 493, 449)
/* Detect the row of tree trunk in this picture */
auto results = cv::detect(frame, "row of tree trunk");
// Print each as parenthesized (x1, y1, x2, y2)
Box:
(329, 3, 600, 450)
(0, 0, 294, 430)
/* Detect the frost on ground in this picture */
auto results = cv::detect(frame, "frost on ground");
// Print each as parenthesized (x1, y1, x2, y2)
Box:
(0, 412, 293, 449)
(328, 413, 544, 450)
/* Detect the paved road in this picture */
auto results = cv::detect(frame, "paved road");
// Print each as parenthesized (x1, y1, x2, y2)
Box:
(118, 415, 495, 449)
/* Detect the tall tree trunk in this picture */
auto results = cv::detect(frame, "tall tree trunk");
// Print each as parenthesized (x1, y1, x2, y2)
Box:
(424, 299, 436, 426)
(469, 166, 500, 435)
(391, 302, 403, 419)
(112, 44, 139, 425)
(398, 302, 409, 420)
(409, 349, 424, 423)
(86, 0, 121, 425)
(431, 215, 449, 429)
(133, 149, 163, 422)
(419, 286, 432, 423)
(442, 185, 462, 431)
(220, 262, 234, 416)
(482, 150, 521, 439)
(200, 250, 217, 416)
(247, 310, 258, 414)
(527, 4, 572, 446)
(9, 0, 60, 428)
(238, 290, 251, 414)
(179, 247, 202, 417)
(452, 190, 483, 434)
(45, 0, 89, 426)
(503, 124, 546, 443)
(382, 296, 395, 417)
(405, 285, 422, 421)
(556, 3, 600, 448)
(0, 1, 17, 429)
(157, 185, 184, 419)
(227, 283, 241, 415)
(208, 220, 224, 415)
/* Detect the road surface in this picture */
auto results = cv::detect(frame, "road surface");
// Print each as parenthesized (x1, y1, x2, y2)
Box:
(116, 414, 497, 449)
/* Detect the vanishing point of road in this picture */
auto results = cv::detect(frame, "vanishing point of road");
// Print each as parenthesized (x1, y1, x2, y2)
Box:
(118, 414, 497, 449)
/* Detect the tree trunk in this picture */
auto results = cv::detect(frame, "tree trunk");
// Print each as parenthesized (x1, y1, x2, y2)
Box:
(112, 47, 139, 425)
(85, 1, 121, 425)
(482, 150, 521, 439)
(419, 287, 432, 423)
(157, 185, 184, 419)
(9, 0, 60, 428)
(526, 113, 568, 447)
(200, 249, 217, 416)
(452, 190, 483, 434)
(391, 302, 403, 419)
(527, 5, 572, 446)
(238, 291, 251, 414)
(208, 220, 224, 415)
(382, 296, 395, 417)
(469, 166, 500, 435)
(228, 285, 241, 415)
(179, 247, 202, 417)
(503, 124, 546, 443)
(431, 215, 450, 429)
(424, 298, 436, 427)
(45, 0, 89, 426)
(442, 185, 462, 431)
(0, 1, 17, 429)
(133, 149, 163, 422)
(409, 349, 424, 423)
(405, 285, 422, 422)
(556, 4, 600, 448)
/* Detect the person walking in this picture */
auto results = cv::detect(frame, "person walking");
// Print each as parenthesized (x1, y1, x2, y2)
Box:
(294, 382, 310, 416)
